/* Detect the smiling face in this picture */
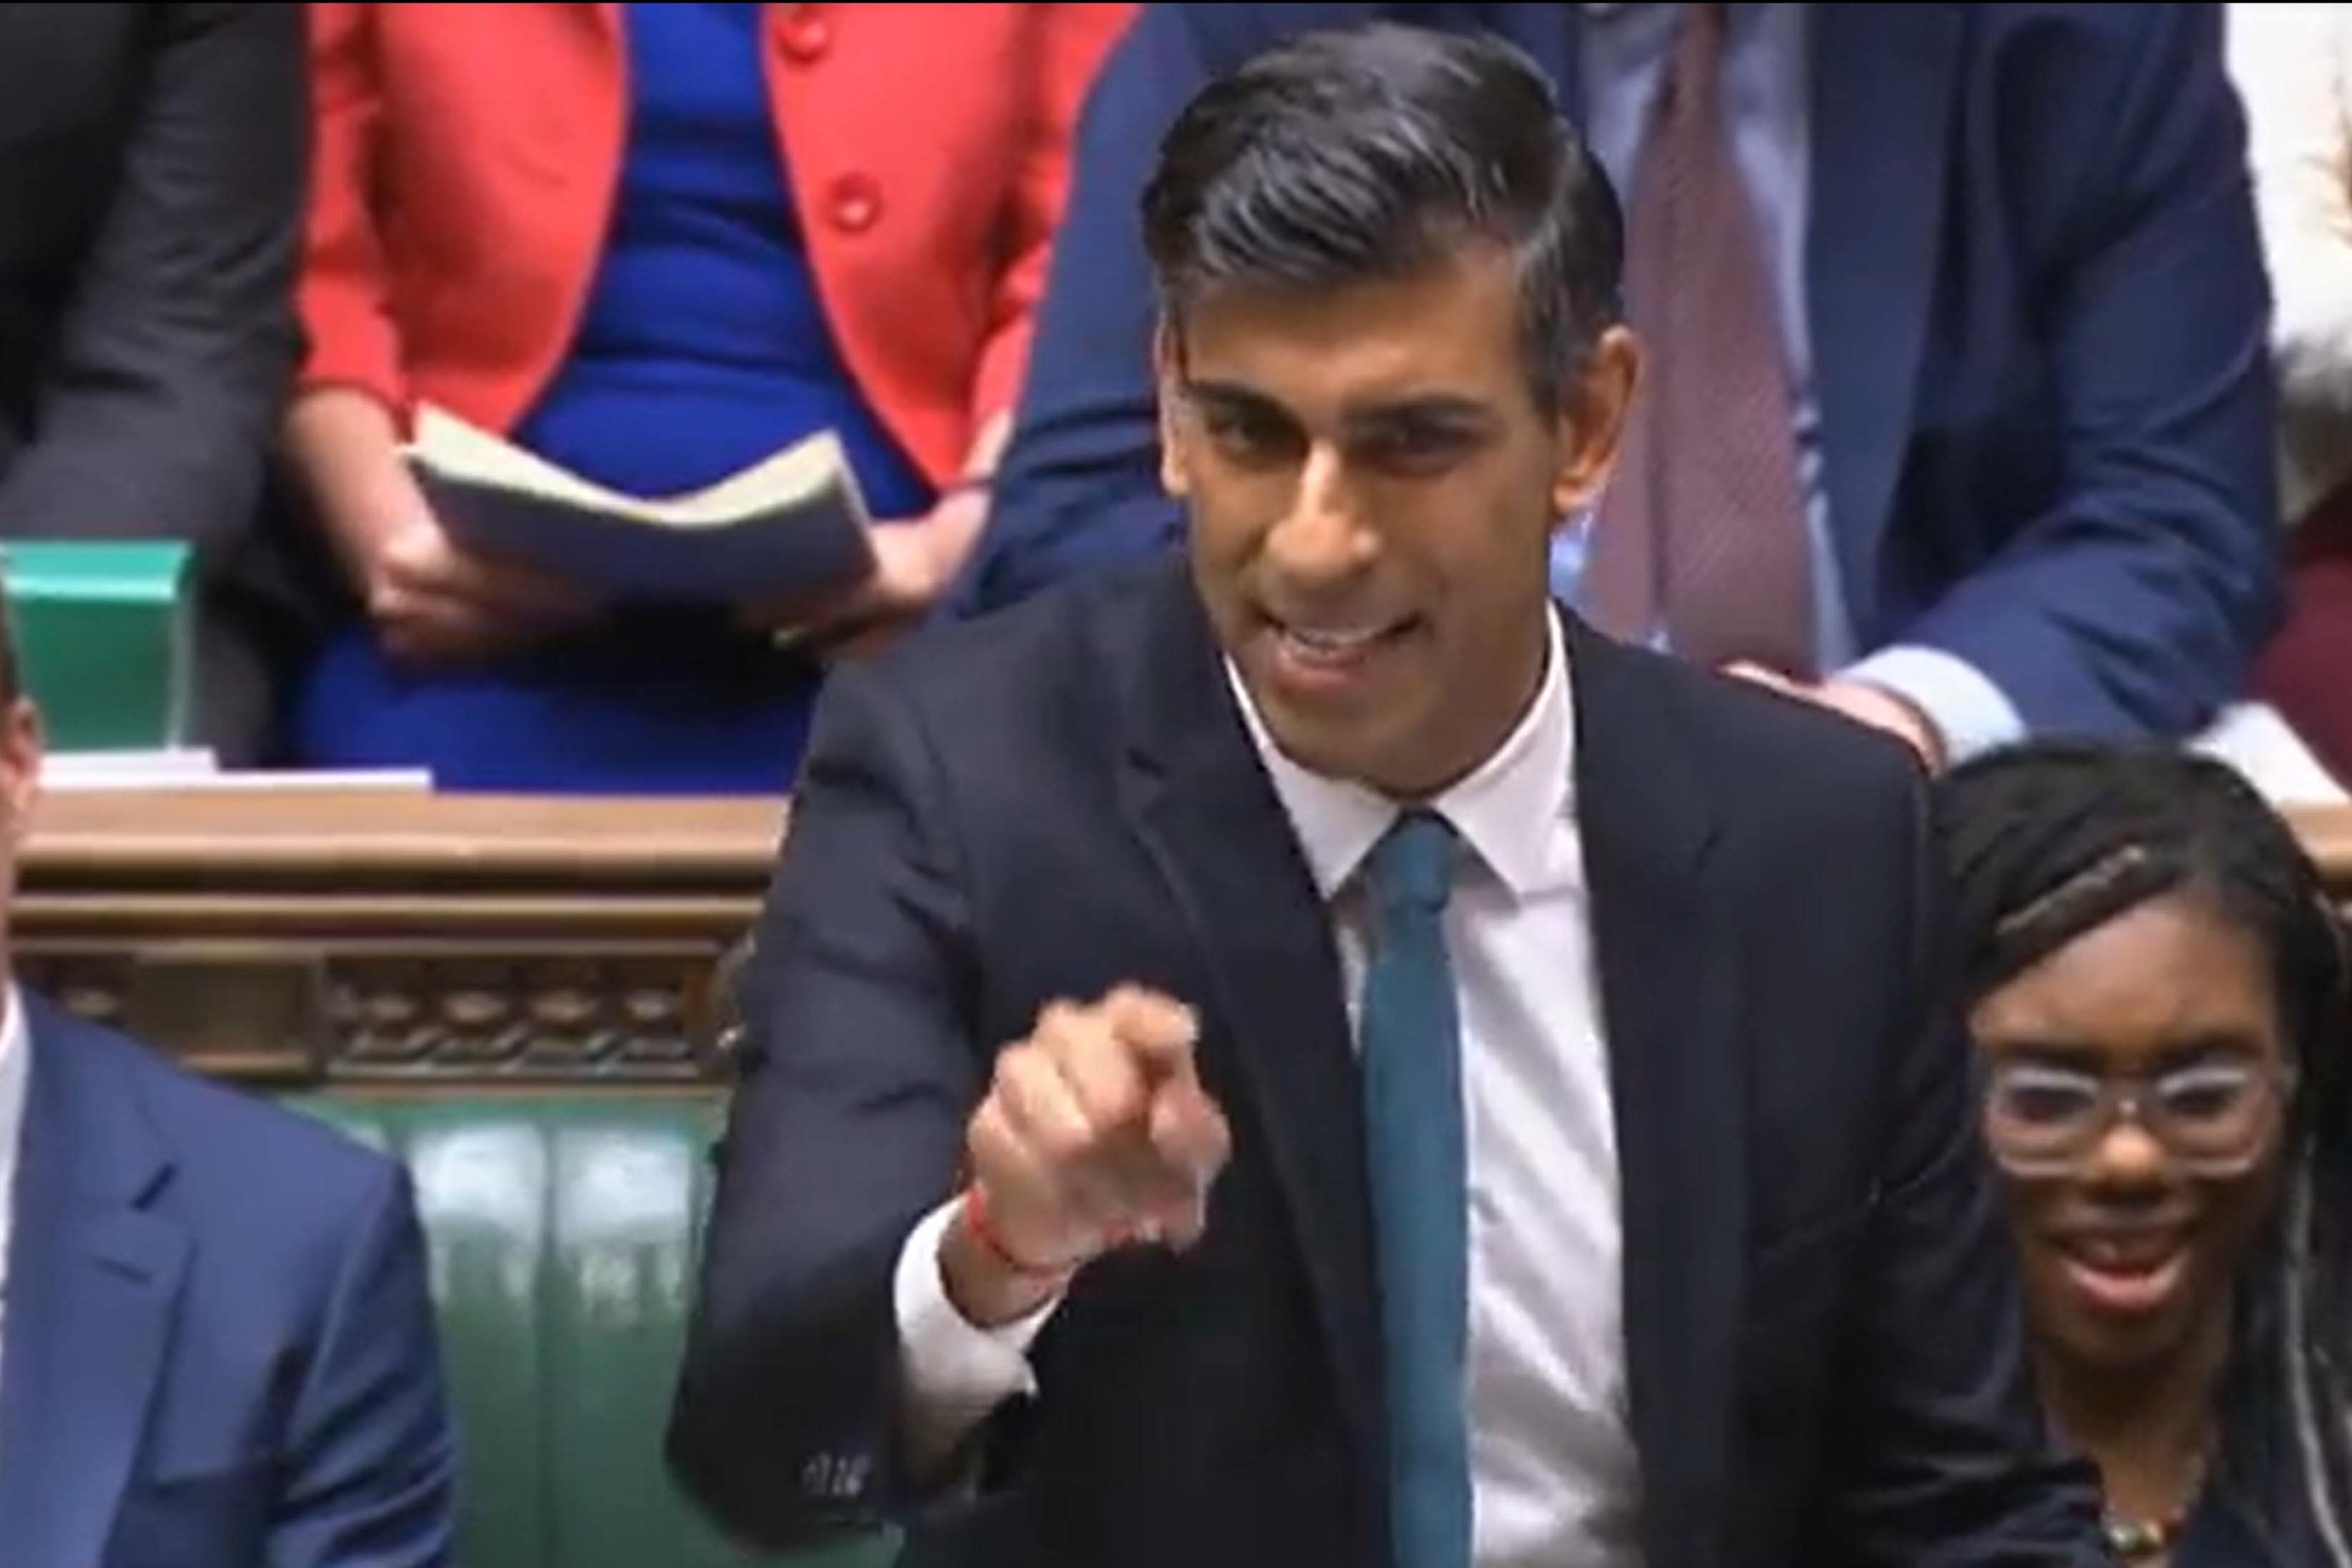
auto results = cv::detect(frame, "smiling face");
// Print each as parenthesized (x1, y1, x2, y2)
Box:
(1159, 246, 1635, 799)
(1969, 892, 2291, 1374)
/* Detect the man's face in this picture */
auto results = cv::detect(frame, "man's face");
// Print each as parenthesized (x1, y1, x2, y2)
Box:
(1161, 248, 1634, 797)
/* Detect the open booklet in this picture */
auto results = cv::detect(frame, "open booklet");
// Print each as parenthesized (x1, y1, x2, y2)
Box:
(403, 404, 877, 601)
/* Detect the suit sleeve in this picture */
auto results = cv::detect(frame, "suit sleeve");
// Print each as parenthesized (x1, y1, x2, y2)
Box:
(667, 659, 997, 1554)
(946, 6, 1213, 618)
(1820, 768, 2112, 1566)
(267, 1164, 461, 1568)
(1889, 6, 2280, 741)
(0, 2, 306, 548)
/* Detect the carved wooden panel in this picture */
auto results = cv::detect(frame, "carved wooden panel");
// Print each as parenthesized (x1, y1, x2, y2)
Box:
(15, 943, 734, 1084)
(16, 790, 785, 1087)
(330, 951, 708, 1077)
(15, 789, 2352, 1089)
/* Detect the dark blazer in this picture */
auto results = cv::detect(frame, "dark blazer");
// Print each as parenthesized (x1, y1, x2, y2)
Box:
(951, 1, 2278, 745)
(669, 554, 2112, 1568)
(0, 995, 459, 1568)
(0, 4, 310, 761)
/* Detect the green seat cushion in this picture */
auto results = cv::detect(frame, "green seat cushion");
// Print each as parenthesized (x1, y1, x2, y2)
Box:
(290, 1093, 893, 1568)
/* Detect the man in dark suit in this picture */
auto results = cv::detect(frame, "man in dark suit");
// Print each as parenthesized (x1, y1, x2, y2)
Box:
(0, 4, 309, 762)
(0, 614, 459, 1559)
(670, 24, 2114, 1568)
(949, 2, 2278, 767)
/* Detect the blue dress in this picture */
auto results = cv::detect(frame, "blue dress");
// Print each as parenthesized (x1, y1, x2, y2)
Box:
(295, 1, 933, 794)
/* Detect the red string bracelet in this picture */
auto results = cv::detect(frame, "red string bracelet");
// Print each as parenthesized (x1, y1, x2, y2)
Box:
(960, 1184, 1082, 1282)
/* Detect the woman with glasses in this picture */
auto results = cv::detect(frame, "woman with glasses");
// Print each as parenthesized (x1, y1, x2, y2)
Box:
(1939, 740, 2352, 1565)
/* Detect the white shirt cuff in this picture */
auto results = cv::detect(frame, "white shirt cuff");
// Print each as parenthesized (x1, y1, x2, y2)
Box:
(892, 1196, 1061, 1466)
(1839, 644, 2027, 765)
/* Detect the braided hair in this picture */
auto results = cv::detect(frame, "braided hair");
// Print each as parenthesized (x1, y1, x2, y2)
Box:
(1936, 739, 2352, 1564)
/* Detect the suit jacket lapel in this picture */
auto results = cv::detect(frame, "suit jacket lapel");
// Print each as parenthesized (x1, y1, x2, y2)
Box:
(1567, 618, 1745, 1568)
(0, 1004, 186, 1568)
(1112, 569, 1761, 1564)
(1809, 4, 1963, 626)
(1115, 563, 1385, 1536)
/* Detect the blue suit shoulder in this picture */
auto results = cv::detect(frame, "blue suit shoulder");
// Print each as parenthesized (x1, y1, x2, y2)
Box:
(1963, 4, 2226, 94)
(1614, 635, 1935, 843)
(21, 1000, 463, 1568)
(1964, 2, 2213, 44)
(43, 997, 407, 1228)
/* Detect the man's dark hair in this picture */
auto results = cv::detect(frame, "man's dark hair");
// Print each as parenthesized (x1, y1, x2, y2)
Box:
(1141, 21, 1624, 413)
(1938, 741, 2352, 1564)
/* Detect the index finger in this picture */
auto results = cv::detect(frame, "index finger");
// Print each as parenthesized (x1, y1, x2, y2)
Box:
(1101, 986, 1200, 1075)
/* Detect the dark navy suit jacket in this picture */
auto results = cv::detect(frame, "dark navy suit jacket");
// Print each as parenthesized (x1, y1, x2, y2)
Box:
(955, 2, 2279, 746)
(0, 995, 458, 1568)
(670, 555, 2112, 1567)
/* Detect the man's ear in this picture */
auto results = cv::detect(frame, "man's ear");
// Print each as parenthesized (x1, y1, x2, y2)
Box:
(1154, 318, 1191, 500)
(1550, 324, 1640, 520)
(0, 697, 42, 856)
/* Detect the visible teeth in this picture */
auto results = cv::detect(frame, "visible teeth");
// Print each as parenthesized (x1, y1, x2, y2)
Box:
(1286, 626, 1384, 651)
(2073, 1235, 2175, 1273)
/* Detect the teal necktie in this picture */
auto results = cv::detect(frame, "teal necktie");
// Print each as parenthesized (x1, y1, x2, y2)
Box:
(1361, 809, 1472, 1568)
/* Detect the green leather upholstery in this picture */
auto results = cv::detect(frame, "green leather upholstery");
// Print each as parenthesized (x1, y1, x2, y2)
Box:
(291, 1093, 895, 1568)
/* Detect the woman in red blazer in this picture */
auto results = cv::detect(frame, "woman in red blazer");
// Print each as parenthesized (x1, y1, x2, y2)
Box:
(283, 1, 1133, 792)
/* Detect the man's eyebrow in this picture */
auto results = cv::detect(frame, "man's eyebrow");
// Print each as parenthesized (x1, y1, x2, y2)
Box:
(1342, 395, 1496, 432)
(1179, 378, 1289, 415)
(1181, 379, 1496, 432)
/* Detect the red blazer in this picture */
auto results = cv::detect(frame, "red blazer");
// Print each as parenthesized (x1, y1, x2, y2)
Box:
(297, 1, 1134, 485)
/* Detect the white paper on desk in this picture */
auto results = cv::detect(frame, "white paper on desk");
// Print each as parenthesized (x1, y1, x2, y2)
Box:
(2189, 701, 2349, 807)
(44, 747, 218, 784)
(41, 752, 434, 793)
(173, 769, 436, 793)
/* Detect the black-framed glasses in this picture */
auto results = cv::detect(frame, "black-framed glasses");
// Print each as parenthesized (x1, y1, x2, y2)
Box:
(1982, 1055, 2293, 1178)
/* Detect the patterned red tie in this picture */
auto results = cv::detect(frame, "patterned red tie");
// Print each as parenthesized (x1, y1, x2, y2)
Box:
(1582, 2, 1816, 676)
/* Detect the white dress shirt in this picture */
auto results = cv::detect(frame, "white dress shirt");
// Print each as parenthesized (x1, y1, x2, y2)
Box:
(893, 616, 1643, 1566)
(0, 985, 29, 1419)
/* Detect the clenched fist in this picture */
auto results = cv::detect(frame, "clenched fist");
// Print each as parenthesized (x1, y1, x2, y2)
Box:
(945, 986, 1233, 1326)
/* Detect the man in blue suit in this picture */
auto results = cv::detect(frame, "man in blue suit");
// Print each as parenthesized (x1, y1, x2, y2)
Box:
(0, 621, 458, 1561)
(955, 3, 2278, 766)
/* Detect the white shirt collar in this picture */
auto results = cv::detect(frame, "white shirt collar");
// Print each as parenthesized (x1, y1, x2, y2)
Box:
(0, 984, 24, 1158)
(0, 982, 26, 1289)
(1226, 612, 1578, 902)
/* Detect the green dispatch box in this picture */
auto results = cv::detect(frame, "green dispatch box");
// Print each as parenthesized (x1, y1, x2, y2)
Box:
(1, 541, 193, 752)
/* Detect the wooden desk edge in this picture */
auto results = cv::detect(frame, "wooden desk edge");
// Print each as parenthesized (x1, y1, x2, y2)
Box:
(19, 791, 792, 886)
(2291, 804, 2352, 892)
(19, 794, 2352, 894)
(8, 794, 2351, 1093)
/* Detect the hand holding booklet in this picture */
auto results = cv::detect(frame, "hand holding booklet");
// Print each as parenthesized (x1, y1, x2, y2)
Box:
(403, 404, 877, 602)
